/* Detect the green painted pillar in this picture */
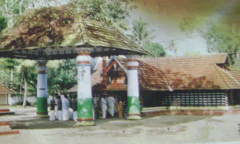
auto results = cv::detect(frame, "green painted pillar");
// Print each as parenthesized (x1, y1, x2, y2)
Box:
(36, 59, 49, 118)
(75, 48, 95, 126)
(126, 55, 141, 120)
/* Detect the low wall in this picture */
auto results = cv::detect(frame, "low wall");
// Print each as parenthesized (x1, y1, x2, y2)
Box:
(8, 96, 37, 105)
(141, 106, 240, 117)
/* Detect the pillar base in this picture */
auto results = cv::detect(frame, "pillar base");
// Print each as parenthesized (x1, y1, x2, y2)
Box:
(37, 97, 48, 118)
(126, 115, 142, 120)
(36, 114, 49, 118)
(75, 121, 95, 126)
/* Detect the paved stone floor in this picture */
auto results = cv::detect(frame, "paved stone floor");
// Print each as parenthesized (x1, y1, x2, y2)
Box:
(1, 105, 240, 144)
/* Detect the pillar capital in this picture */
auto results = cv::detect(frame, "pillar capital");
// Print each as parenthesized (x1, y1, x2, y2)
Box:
(37, 58, 48, 66)
(75, 48, 92, 55)
(126, 55, 139, 69)
(126, 55, 139, 61)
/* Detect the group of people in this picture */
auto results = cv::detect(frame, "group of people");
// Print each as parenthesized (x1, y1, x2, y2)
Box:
(100, 95, 123, 119)
(49, 94, 78, 122)
(49, 94, 124, 121)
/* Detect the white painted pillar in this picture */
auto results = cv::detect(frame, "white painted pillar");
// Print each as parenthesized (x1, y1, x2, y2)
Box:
(75, 48, 95, 126)
(126, 55, 141, 120)
(36, 59, 49, 118)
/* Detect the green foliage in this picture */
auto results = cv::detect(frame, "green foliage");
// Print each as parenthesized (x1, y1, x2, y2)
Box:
(203, 24, 240, 64)
(0, 16, 7, 33)
(71, 0, 133, 30)
(143, 42, 166, 57)
(47, 59, 77, 95)
(129, 17, 155, 46)
(106, 0, 130, 22)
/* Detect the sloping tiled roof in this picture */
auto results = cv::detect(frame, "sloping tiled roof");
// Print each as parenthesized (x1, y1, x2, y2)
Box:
(140, 53, 239, 90)
(68, 53, 240, 92)
(226, 69, 240, 89)
(68, 56, 170, 92)
(0, 82, 13, 95)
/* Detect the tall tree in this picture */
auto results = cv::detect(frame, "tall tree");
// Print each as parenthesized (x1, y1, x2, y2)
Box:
(143, 42, 166, 57)
(47, 59, 77, 95)
(203, 24, 240, 64)
(0, 15, 7, 33)
(16, 60, 36, 107)
(129, 17, 155, 46)
(69, 0, 133, 31)
(0, 0, 33, 28)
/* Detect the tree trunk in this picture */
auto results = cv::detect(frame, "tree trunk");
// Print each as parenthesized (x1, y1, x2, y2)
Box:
(22, 71, 28, 107)
(19, 0, 24, 15)
(10, 69, 13, 90)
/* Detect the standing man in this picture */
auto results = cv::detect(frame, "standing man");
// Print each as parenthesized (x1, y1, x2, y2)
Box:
(62, 94, 69, 121)
(100, 95, 107, 119)
(49, 95, 55, 121)
(72, 95, 78, 122)
(56, 95, 62, 121)
(117, 101, 123, 118)
(107, 95, 115, 117)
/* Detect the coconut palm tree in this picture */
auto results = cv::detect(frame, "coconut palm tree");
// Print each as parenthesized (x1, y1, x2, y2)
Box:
(130, 17, 155, 46)
(16, 60, 36, 107)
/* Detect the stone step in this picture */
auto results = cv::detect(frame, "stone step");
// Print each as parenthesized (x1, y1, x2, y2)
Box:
(142, 107, 168, 112)
(0, 131, 19, 135)
(0, 122, 20, 135)
(0, 125, 11, 132)
(0, 122, 9, 126)
(0, 109, 10, 112)
(0, 112, 15, 115)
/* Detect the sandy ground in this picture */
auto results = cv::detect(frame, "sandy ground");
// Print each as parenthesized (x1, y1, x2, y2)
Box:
(1, 106, 240, 144)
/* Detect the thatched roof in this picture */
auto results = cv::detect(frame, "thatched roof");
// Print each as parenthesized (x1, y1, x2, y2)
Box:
(0, 5, 150, 60)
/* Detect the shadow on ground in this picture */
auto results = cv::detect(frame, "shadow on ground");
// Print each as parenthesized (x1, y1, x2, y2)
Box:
(8, 115, 210, 130)
(9, 119, 77, 129)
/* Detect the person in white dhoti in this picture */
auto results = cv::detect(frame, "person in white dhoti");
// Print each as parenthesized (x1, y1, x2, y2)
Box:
(107, 96, 115, 117)
(72, 96, 78, 122)
(101, 96, 107, 119)
(49, 95, 56, 121)
(69, 97, 73, 120)
(56, 95, 62, 121)
(62, 94, 69, 121)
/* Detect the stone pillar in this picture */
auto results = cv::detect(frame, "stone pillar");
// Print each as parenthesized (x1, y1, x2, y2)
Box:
(76, 48, 95, 126)
(36, 59, 49, 118)
(126, 55, 141, 120)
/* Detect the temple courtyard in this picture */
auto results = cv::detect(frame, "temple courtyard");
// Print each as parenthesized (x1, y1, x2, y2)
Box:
(0, 106, 240, 144)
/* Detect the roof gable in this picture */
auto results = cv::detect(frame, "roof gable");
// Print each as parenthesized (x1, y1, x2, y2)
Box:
(106, 56, 127, 74)
(0, 82, 13, 95)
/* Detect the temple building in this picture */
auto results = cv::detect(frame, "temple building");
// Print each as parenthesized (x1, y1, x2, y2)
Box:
(68, 53, 240, 116)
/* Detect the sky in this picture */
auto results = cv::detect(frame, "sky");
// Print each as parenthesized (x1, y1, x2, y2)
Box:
(127, 0, 240, 56)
